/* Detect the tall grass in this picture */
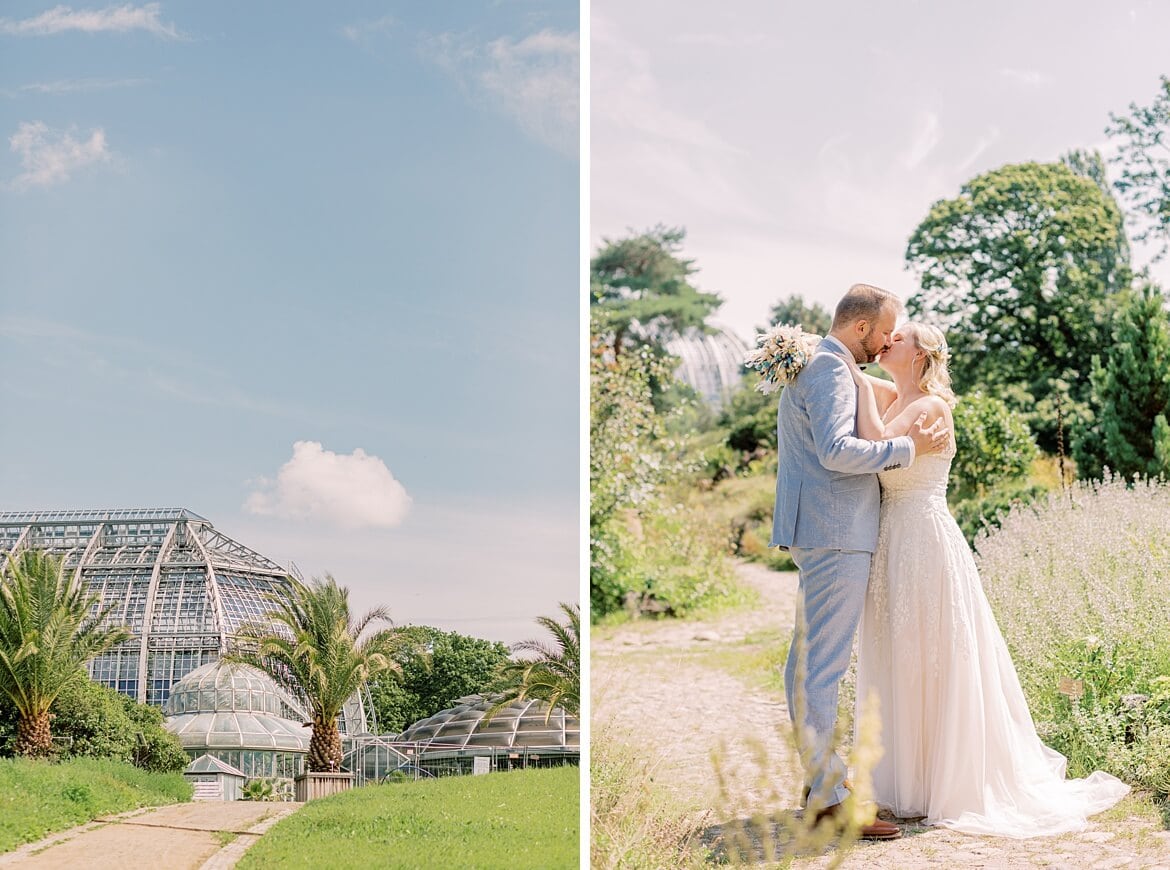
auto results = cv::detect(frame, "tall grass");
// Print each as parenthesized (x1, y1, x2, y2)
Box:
(0, 757, 191, 853)
(978, 475, 1170, 796)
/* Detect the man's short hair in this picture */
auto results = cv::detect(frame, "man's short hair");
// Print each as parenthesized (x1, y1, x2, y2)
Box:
(831, 283, 901, 329)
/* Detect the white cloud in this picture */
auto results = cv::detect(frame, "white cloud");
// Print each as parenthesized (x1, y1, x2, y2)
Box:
(425, 28, 579, 158)
(999, 68, 1052, 87)
(0, 3, 178, 38)
(246, 441, 412, 530)
(341, 14, 394, 44)
(10, 77, 147, 96)
(902, 111, 942, 169)
(8, 121, 112, 189)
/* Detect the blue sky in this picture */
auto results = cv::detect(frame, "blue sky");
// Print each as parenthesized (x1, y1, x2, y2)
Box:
(0, 2, 579, 643)
(593, 0, 1170, 339)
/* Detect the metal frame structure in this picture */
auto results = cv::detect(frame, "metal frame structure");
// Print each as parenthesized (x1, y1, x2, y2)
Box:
(0, 508, 308, 708)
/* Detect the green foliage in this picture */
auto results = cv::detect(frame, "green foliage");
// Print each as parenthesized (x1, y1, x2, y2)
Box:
(240, 777, 276, 801)
(491, 604, 580, 717)
(0, 676, 187, 772)
(905, 161, 1130, 445)
(949, 391, 1039, 500)
(718, 372, 777, 456)
(1074, 283, 1170, 480)
(0, 757, 191, 853)
(1108, 74, 1170, 261)
(237, 767, 578, 870)
(951, 482, 1049, 547)
(591, 226, 721, 355)
(0, 551, 132, 756)
(367, 627, 510, 733)
(226, 575, 400, 772)
(765, 293, 832, 336)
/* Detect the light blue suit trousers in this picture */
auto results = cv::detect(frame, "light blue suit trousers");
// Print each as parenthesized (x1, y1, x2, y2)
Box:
(785, 547, 871, 809)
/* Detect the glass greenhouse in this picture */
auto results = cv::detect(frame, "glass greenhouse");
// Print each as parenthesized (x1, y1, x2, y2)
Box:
(346, 695, 581, 782)
(666, 325, 750, 409)
(164, 661, 311, 779)
(0, 508, 365, 734)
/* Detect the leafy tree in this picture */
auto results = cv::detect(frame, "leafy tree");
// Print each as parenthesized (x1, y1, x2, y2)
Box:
(905, 161, 1130, 439)
(367, 627, 509, 733)
(1073, 284, 1170, 480)
(591, 226, 721, 355)
(1063, 148, 1132, 272)
(950, 391, 1039, 501)
(0, 675, 187, 771)
(0, 551, 130, 757)
(590, 340, 672, 615)
(1108, 75, 1170, 261)
(228, 575, 399, 772)
(765, 293, 832, 336)
(491, 603, 579, 719)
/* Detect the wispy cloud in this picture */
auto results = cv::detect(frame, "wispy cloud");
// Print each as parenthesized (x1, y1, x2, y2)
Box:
(425, 28, 579, 158)
(0, 3, 178, 38)
(901, 111, 941, 169)
(246, 441, 413, 530)
(999, 67, 1052, 87)
(5, 77, 147, 97)
(8, 121, 112, 189)
(341, 14, 395, 44)
(955, 126, 1001, 174)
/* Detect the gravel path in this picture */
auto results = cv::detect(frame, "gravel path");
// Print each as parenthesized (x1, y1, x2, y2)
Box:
(0, 801, 301, 870)
(592, 561, 1170, 869)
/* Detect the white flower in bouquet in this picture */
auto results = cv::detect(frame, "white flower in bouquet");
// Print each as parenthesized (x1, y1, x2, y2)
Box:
(744, 323, 822, 394)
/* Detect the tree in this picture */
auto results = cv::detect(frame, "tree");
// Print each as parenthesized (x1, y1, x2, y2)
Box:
(1108, 75, 1170, 262)
(591, 225, 722, 355)
(1073, 284, 1170, 480)
(367, 627, 510, 733)
(0, 551, 130, 757)
(228, 575, 399, 772)
(491, 603, 580, 719)
(765, 293, 832, 336)
(905, 162, 1131, 438)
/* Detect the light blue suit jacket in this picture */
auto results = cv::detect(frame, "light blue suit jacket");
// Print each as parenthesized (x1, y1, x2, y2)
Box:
(770, 335, 915, 553)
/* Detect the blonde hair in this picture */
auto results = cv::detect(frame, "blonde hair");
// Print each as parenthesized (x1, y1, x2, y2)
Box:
(902, 322, 956, 407)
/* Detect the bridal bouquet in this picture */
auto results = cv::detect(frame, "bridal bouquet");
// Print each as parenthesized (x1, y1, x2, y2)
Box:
(744, 323, 821, 394)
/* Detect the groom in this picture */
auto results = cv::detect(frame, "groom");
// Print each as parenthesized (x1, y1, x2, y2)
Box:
(771, 283, 948, 840)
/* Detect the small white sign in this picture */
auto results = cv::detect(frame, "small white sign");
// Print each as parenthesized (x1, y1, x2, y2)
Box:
(472, 756, 491, 775)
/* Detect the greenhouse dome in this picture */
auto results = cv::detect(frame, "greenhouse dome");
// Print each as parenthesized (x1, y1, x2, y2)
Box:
(0, 508, 367, 735)
(398, 695, 580, 752)
(163, 661, 310, 779)
(666, 325, 750, 409)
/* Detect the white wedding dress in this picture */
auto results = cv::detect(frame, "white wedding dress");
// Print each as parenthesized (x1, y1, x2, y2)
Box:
(856, 441, 1129, 837)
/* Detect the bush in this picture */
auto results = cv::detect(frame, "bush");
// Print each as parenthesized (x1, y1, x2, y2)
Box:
(951, 391, 1038, 500)
(978, 475, 1170, 797)
(0, 676, 188, 773)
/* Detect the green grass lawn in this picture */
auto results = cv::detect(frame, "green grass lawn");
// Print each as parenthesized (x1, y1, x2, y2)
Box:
(238, 765, 579, 869)
(0, 757, 191, 853)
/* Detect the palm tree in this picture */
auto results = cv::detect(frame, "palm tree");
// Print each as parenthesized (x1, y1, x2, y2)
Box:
(228, 575, 398, 772)
(492, 602, 580, 718)
(0, 550, 131, 757)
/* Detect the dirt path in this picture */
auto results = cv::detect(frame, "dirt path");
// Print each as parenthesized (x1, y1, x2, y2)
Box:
(592, 561, 1170, 869)
(0, 801, 301, 870)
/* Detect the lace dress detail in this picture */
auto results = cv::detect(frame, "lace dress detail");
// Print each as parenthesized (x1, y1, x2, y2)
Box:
(857, 440, 1128, 837)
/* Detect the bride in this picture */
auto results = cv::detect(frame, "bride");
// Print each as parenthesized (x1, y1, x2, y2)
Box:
(846, 321, 1129, 838)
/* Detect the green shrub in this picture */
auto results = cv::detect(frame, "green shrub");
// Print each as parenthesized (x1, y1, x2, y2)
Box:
(0, 676, 187, 773)
(951, 391, 1039, 500)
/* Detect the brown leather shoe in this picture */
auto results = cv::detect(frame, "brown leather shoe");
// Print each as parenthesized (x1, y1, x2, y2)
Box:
(814, 802, 902, 840)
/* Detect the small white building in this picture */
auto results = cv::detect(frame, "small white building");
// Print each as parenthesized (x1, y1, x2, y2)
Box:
(184, 754, 247, 801)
